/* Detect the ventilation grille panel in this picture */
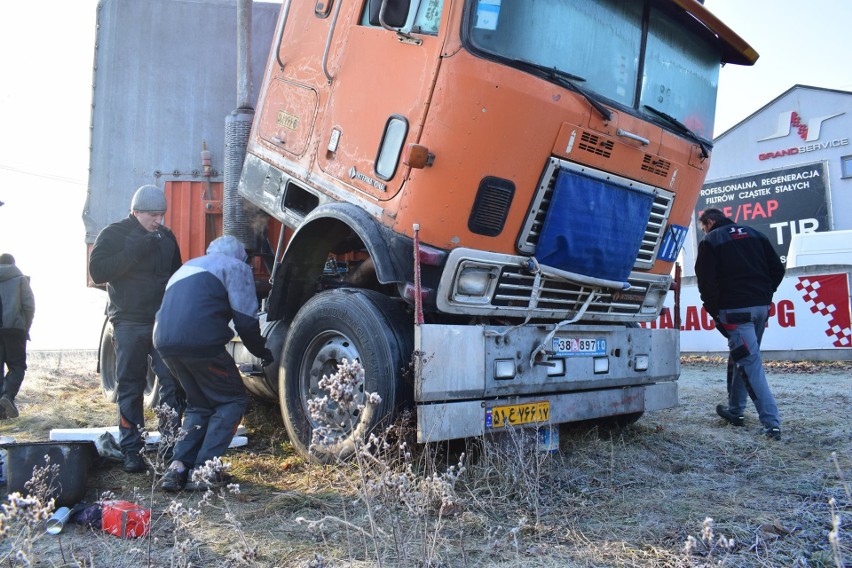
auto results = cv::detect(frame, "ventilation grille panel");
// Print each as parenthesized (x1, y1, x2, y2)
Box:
(468, 177, 515, 237)
(577, 131, 614, 158)
(641, 154, 671, 178)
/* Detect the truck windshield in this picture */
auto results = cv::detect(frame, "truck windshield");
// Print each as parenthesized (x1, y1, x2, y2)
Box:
(465, 0, 722, 140)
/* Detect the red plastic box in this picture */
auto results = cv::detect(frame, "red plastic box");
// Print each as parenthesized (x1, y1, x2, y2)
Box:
(101, 500, 150, 538)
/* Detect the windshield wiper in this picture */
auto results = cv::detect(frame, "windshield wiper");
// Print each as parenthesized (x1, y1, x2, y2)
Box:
(643, 105, 710, 159)
(510, 58, 612, 121)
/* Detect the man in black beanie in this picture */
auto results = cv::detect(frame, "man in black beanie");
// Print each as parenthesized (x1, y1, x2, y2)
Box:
(89, 185, 185, 473)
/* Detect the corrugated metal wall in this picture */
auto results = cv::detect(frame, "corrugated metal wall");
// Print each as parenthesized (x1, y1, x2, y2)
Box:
(83, 0, 279, 245)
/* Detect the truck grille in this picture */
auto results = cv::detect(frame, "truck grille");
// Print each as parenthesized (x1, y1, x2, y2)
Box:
(517, 158, 674, 269)
(493, 267, 660, 319)
(435, 248, 672, 323)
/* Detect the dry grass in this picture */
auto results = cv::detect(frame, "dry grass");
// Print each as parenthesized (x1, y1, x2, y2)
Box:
(0, 351, 849, 567)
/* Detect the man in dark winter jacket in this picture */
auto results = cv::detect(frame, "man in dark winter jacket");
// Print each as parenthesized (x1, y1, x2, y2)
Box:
(155, 235, 273, 491)
(89, 185, 185, 473)
(694, 208, 786, 440)
(0, 253, 35, 419)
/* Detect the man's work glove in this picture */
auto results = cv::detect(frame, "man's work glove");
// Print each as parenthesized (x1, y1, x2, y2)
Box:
(128, 232, 161, 258)
(259, 348, 275, 368)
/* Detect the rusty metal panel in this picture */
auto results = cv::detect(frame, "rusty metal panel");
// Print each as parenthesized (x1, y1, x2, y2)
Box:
(84, 0, 279, 244)
(164, 181, 223, 261)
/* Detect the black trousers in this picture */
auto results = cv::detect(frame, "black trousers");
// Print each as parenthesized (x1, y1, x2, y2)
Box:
(113, 321, 185, 454)
(164, 350, 248, 469)
(0, 329, 27, 401)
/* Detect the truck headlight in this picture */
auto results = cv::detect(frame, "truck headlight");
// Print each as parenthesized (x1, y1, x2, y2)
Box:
(454, 263, 498, 301)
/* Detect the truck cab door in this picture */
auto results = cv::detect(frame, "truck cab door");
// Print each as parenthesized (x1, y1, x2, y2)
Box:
(317, 0, 446, 201)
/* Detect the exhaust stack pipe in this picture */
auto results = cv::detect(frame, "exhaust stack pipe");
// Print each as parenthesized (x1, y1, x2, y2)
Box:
(224, 0, 256, 251)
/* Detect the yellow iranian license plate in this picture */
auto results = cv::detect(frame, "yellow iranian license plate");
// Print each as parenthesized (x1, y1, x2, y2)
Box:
(487, 401, 550, 429)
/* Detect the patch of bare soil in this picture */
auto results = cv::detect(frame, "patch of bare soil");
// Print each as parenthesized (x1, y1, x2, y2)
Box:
(1, 352, 849, 567)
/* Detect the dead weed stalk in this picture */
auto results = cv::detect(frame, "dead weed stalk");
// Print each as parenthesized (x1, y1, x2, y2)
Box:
(145, 405, 258, 566)
(301, 358, 467, 567)
(829, 451, 850, 567)
(0, 459, 58, 566)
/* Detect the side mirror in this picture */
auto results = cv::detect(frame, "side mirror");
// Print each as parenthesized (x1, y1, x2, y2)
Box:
(368, 0, 411, 29)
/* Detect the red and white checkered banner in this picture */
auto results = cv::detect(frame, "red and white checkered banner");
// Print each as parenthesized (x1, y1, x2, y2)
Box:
(643, 271, 852, 352)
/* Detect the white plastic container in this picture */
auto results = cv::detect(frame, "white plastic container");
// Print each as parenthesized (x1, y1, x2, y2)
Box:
(0, 436, 16, 484)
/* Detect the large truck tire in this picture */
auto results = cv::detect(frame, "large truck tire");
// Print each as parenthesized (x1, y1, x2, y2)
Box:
(280, 288, 413, 463)
(98, 320, 160, 408)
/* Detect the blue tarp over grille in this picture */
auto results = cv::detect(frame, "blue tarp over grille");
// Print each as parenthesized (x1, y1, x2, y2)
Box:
(535, 168, 654, 284)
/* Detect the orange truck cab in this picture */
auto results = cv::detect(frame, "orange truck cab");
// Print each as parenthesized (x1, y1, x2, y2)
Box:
(239, 0, 757, 460)
(86, 0, 756, 462)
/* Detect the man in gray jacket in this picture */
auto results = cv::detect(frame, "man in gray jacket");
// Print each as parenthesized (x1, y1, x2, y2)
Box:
(0, 253, 35, 419)
(155, 235, 272, 491)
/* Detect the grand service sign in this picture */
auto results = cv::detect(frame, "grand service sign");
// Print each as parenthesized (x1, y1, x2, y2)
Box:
(697, 162, 829, 264)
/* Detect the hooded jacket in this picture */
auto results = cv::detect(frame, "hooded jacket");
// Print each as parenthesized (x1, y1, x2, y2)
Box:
(0, 263, 35, 332)
(89, 214, 182, 323)
(694, 217, 786, 316)
(153, 236, 266, 359)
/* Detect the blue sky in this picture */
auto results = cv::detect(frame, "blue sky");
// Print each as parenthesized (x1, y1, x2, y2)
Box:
(0, 0, 849, 349)
(709, 0, 852, 135)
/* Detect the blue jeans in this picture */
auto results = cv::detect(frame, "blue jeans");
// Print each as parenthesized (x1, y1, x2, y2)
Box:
(719, 306, 780, 429)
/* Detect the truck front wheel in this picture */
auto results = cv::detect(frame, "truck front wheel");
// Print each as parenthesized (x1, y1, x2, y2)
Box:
(280, 288, 412, 463)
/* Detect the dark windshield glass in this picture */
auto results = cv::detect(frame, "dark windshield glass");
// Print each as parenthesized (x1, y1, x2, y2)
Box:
(466, 0, 722, 138)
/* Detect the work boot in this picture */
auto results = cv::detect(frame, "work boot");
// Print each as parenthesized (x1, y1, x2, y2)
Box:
(716, 404, 744, 427)
(762, 426, 782, 441)
(185, 469, 228, 491)
(0, 397, 18, 419)
(160, 467, 188, 492)
(122, 452, 147, 474)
